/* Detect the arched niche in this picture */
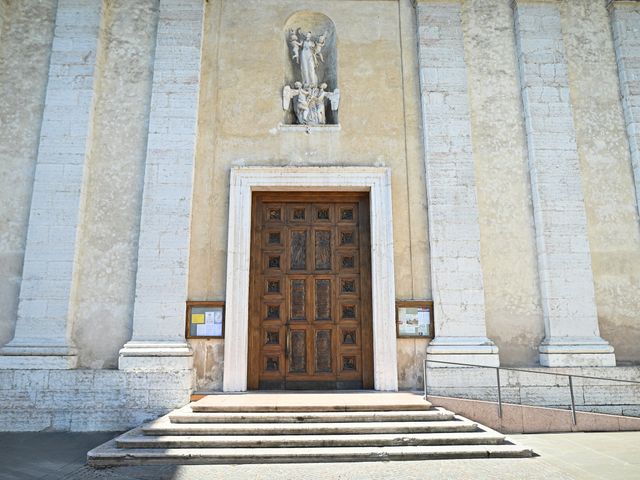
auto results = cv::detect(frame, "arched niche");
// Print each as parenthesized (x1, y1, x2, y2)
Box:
(283, 11, 339, 125)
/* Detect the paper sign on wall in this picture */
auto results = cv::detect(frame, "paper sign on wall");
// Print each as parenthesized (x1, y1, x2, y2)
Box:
(187, 303, 224, 338)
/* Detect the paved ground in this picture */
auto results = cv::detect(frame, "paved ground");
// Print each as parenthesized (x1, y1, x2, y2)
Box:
(0, 431, 639, 479)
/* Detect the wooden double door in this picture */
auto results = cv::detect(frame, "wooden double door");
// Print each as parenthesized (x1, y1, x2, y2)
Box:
(248, 192, 373, 390)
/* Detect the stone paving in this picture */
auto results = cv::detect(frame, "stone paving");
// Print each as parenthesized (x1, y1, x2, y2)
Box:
(1, 431, 639, 479)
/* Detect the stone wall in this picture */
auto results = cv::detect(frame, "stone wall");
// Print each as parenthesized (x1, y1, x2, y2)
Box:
(71, 0, 158, 369)
(560, 0, 640, 365)
(0, 0, 56, 348)
(461, 0, 543, 366)
(0, 0, 639, 430)
(0, 369, 192, 431)
(426, 366, 640, 417)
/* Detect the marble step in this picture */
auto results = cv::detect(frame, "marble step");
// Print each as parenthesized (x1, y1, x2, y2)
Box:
(190, 392, 432, 413)
(169, 406, 455, 424)
(116, 430, 506, 449)
(88, 443, 534, 466)
(142, 418, 479, 436)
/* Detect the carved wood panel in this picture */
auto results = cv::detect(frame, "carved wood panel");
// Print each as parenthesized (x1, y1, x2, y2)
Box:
(248, 192, 373, 390)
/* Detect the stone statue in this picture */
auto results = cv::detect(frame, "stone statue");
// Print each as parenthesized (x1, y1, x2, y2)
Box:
(283, 28, 340, 126)
(283, 82, 340, 126)
(289, 29, 326, 87)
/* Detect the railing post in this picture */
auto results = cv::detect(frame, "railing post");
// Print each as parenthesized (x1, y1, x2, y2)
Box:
(568, 375, 577, 425)
(496, 368, 502, 419)
(423, 358, 428, 400)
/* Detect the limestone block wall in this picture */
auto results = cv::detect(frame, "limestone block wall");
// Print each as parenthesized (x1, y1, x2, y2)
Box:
(71, 0, 159, 369)
(0, 369, 192, 431)
(605, 0, 640, 362)
(611, 1, 640, 216)
(0, 0, 56, 348)
(426, 366, 640, 417)
(0, 0, 639, 430)
(461, 0, 542, 366)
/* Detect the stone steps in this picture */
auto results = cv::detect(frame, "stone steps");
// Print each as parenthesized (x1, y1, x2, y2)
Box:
(189, 392, 434, 413)
(169, 406, 455, 423)
(89, 444, 533, 466)
(116, 430, 507, 448)
(87, 393, 534, 466)
(143, 418, 479, 436)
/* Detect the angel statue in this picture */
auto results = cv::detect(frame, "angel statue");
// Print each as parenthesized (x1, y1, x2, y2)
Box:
(283, 82, 340, 126)
(288, 29, 328, 87)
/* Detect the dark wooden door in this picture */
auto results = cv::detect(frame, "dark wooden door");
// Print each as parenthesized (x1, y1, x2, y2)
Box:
(248, 192, 373, 390)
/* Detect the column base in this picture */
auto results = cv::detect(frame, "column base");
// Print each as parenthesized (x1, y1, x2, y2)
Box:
(539, 337, 616, 367)
(118, 341, 193, 371)
(0, 343, 78, 369)
(426, 336, 500, 367)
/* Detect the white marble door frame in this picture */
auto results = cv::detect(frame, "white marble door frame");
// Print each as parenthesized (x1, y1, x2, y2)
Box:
(222, 166, 398, 392)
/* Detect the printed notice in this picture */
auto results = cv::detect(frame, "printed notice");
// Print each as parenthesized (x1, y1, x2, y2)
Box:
(398, 306, 431, 337)
(417, 310, 430, 336)
(212, 322, 223, 337)
(205, 311, 222, 324)
(191, 313, 205, 324)
(196, 323, 215, 336)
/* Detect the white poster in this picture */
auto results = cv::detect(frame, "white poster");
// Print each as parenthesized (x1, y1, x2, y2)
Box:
(197, 323, 215, 336)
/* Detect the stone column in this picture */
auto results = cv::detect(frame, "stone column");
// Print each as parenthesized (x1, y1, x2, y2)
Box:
(118, 0, 204, 371)
(512, 0, 615, 366)
(0, 0, 102, 369)
(415, 0, 499, 367)
(609, 1, 640, 217)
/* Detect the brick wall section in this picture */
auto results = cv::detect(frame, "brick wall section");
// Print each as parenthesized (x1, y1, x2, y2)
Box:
(127, 0, 204, 344)
(513, 1, 613, 364)
(0, 369, 192, 431)
(5, 0, 101, 352)
(415, 2, 491, 342)
(610, 3, 640, 216)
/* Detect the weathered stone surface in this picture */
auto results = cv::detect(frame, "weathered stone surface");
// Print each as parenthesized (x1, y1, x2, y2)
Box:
(513, 0, 615, 367)
(0, 0, 56, 350)
(0, 369, 191, 431)
(72, 0, 159, 370)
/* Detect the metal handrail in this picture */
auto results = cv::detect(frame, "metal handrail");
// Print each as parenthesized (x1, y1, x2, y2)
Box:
(423, 359, 640, 425)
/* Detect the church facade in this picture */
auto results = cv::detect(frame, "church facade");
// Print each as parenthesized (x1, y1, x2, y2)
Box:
(1, 0, 639, 431)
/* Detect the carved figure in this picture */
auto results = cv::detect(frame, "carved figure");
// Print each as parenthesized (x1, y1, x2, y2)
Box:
(289, 29, 301, 63)
(310, 83, 328, 124)
(284, 27, 339, 126)
(282, 81, 341, 126)
(289, 29, 326, 87)
(294, 82, 310, 125)
(313, 31, 327, 65)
